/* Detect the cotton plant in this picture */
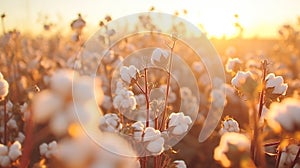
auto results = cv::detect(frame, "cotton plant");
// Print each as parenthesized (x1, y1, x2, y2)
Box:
(225, 58, 300, 168)
(103, 38, 193, 167)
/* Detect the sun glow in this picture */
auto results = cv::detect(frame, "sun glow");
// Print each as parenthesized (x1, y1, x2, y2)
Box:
(0, 0, 300, 39)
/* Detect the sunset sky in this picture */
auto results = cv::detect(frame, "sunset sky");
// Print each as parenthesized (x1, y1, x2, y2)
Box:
(1, 0, 300, 38)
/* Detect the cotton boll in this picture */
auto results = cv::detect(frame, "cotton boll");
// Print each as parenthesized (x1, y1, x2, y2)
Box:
(39, 143, 48, 156)
(231, 71, 252, 88)
(267, 98, 300, 132)
(50, 69, 75, 97)
(168, 112, 192, 135)
(192, 61, 204, 73)
(0, 155, 11, 167)
(99, 113, 121, 132)
(151, 48, 169, 67)
(8, 141, 22, 161)
(33, 91, 63, 123)
(0, 144, 8, 155)
(0, 78, 9, 100)
(132, 121, 145, 141)
(225, 58, 242, 73)
(50, 112, 70, 136)
(173, 160, 187, 168)
(143, 127, 161, 142)
(120, 65, 139, 84)
(219, 118, 240, 135)
(265, 73, 288, 95)
(73, 76, 104, 105)
(210, 89, 227, 108)
(7, 119, 18, 130)
(146, 137, 164, 155)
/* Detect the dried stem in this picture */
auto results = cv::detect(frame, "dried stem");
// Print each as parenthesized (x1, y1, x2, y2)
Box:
(258, 60, 267, 118)
(159, 38, 176, 131)
(144, 68, 150, 128)
(20, 107, 34, 168)
(251, 60, 268, 167)
(3, 98, 7, 145)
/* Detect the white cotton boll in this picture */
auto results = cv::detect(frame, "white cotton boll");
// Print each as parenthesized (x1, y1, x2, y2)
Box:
(0, 78, 9, 100)
(143, 127, 161, 142)
(46, 141, 57, 158)
(50, 112, 69, 136)
(225, 58, 242, 73)
(132, 121, 144, 141)
(7, 119, 18, 130)
(172, 124, 189, 135)
(210, 89, 227, 108)
(0, 155, 11, 167)
(73, 76, 104, 105)
(8, 148, 21, 161)
(39, 143, 48, 156)
(101, 95, 112, 110)
(199, 73, 210, 86)
(50, 69, 74, 97)
(0, 72, 3, 79)
(231, 71, 252, 88)
(0, 144, 8, 155)
(268, 98, 300, 132)
(159, 85, 176, 103)
(99, 113, 121, 132)
(5, 100, 13, 112)
(33, 91, 63, 123)
(8, 141, 22, 161)
(265, 73, 288, 95)
(120, 65, 139, 84)
(168, 112, 192, 135)
(113, 89, 137, 110)
(146, 137, 164, 155)
(174, 160, 187, 168)
(151, 48, 169, 67)
(192, 61, 204, 73)
(220, 118, 240, 135)
(106, 29, 116, 36)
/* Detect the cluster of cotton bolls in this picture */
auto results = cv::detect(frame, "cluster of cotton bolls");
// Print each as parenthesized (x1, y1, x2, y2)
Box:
(32, 69, 103, 136)
(0, 141, 22, 167)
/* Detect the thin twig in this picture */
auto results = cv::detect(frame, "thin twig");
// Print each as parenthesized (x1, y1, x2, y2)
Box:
(258, 60, 267, 118)
(159, 38, 176, 131)
(3, 98, 7, 145)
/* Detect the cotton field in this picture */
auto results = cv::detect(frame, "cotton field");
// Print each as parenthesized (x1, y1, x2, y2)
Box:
(0, 5, 300, 168)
